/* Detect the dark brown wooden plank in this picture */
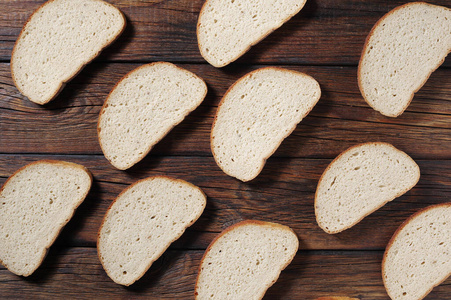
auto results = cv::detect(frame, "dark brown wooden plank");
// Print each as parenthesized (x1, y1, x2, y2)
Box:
(1, 0, 450, 65)
(0, 248, 450, 299)
(0, 155, 449, 250)
(1, 63, 450, 158)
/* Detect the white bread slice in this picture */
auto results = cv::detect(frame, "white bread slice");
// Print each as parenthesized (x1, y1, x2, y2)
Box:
(315, 142, 420, 234)
(97, 176, 206, 286)
(98, 62, 208, 170)
(0, 160, 92, 276)
(195, 220, 298, 300)
(383, 203, 451, 300)
(358, 2, 451, 117)
(11, 0, 125, 105)
(197, 0, 307, 67)
(211, 67, 320, 182)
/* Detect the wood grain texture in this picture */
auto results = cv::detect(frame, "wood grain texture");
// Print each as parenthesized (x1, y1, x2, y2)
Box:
(1, 0, 450, 298)
(1, 0, 450, 65)
(0, 155, 449, 250)
(0, 248, 449, 299)
(1, 63, 450, 158)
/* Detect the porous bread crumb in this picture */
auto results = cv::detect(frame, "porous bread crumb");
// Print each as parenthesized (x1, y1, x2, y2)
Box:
(98, 176, 206, 286)
(98, 62, 208, 170)
(0, 160, 92, 276)
(197, 0, 307, 67)
(195, 220, 298, 300)
(11, 0, 125, 105)
(358, 2, 451, 117)
(383, 203, 451, 300)
(211, 67, 320, 182)
(315, 142, 420, 234)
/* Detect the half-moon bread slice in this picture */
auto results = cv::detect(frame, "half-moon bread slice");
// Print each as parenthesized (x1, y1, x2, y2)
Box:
(315, 142, 420, 234)
(97, 176, 206, 286)
(383, 203, 451, 300)
(197, 0, 307, 67)
(0, 160, 92, 276)
(11, 0, 125, 104)
(195, 220, 298, 300)
(358, 2, 451, 117)
(98, 62, 208, 170)
(211, 67, 321, 182)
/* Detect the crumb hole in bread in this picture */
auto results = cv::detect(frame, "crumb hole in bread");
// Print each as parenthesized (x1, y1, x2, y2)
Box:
(330, 177, 337, 188)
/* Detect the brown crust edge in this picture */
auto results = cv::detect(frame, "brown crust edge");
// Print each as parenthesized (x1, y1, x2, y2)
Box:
(314, 142, 421, 234)
(96, 175, 207, 286)
(0, 160, 93, 276)
(10, 0, 127, 105)
(97, 61, 208, 170)
(381, 202, 451, 300)
(194, 220, 299, 299)
(196, 0, 308, 68)
(210, 66, 321, 182)
(357, 2, 451, 118)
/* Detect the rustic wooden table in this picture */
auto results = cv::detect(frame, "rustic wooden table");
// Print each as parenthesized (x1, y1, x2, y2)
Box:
(0, 0, 450, 299)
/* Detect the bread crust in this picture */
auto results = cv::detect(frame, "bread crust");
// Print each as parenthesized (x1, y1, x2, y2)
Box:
(97, 175, 207, 286)
(314, 142, 420, 234)
(0, 160, 93, 276)
(97, 61, 208, 170)
(194, 219, 299, 299)
(210, 67, 321, 182)
(196, 0, 307, 68)
(382, 202, 451, 300)
(357, 2, 451, 117)
(11, 0, 127, 105)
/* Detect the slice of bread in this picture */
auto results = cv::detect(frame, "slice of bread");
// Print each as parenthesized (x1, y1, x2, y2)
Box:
(97, 176, 206, 286)
(11, 0, 125, 105)
(211, 67, 320, 182)
(383, 203, 451, 300)
(315, 142, 420, 234)
(358, 2, 451, 117)
(195, 220, 298, 300)
(197, 0, 307, 67)
(0, 160, 92, 276)
(98, 62, 208, 170)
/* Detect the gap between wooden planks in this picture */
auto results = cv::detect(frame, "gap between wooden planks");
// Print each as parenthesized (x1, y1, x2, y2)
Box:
(0, 63, 450, 158)
(1, 0, 451, 66)
(0, 248, 450, 299)
(0, 155, 449, 251)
